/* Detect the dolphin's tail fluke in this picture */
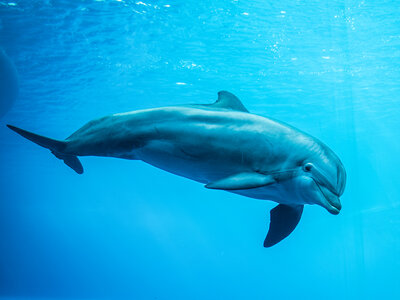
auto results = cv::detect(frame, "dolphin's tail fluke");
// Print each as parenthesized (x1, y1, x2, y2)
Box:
(6, 124, 83, 174)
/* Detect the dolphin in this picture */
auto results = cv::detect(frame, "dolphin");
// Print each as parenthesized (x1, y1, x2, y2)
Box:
(7, 91, 346, 247)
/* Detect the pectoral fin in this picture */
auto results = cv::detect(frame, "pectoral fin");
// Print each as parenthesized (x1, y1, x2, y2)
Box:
(205, 172, 275, 190)
(264, 204, 304, 247)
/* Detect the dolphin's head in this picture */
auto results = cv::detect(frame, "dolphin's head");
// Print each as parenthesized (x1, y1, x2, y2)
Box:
(295, 146, 346, 215)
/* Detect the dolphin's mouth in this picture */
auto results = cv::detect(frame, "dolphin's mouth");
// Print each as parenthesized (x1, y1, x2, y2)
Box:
(307, 167, 342, 215)
(313, 180, 342, 215)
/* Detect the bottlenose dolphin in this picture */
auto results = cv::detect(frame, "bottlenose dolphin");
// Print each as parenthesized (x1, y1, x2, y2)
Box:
(7, 91, 346, 247)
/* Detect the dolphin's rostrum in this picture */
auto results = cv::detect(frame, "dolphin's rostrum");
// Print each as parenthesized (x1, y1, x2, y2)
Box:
(7, 91, 346, 247)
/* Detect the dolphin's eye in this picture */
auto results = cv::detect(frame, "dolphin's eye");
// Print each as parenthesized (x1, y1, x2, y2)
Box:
(303, 163, 313, 172)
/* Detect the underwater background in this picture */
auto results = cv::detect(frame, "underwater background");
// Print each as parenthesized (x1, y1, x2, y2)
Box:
(1, 0, 399, 299)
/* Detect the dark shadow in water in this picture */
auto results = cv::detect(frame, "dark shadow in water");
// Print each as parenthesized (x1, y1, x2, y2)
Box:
(0, 48, 18, 118)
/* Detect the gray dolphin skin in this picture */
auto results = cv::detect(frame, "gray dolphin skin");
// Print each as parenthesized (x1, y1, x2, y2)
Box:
(7, 91, 346, 247)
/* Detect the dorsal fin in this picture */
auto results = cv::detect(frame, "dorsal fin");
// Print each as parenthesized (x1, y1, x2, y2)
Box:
(207, 91, 249, 112)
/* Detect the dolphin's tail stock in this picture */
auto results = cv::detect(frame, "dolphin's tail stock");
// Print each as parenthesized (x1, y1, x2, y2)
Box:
(6, 124, 83, 174)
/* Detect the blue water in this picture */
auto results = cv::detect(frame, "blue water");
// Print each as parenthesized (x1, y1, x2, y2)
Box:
(1, 0, 400, 299)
